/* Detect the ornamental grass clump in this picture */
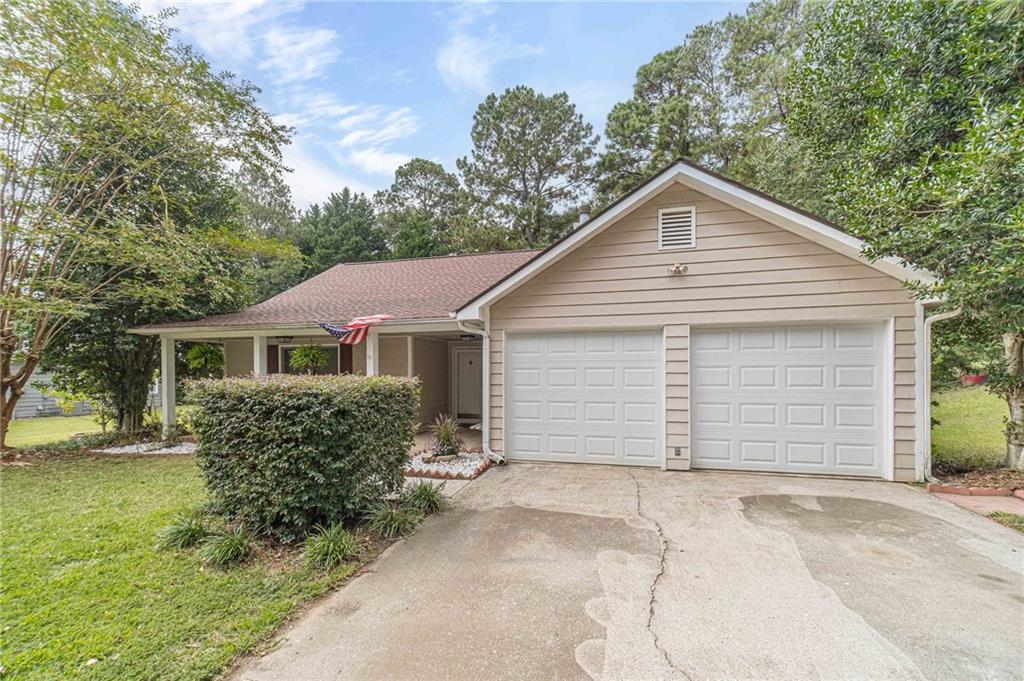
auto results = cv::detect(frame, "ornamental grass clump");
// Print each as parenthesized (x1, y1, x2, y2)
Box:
(199, 525, 252, 568)
(188, 374, 420, 542)
(304, 522, 360, 569)
(157, 511, 210, 549)
(428, 413, 462, 459)
(402, 480, 450, 515)
(364, 503, 423, 540)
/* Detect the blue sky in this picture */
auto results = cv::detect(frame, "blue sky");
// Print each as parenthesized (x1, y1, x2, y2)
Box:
(144, 1, 746, 207)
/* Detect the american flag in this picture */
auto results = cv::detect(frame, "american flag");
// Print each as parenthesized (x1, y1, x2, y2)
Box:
(319, 315, 393, 345)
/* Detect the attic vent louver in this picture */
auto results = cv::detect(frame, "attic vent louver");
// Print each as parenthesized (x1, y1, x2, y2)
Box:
(658, 206, 696, 250)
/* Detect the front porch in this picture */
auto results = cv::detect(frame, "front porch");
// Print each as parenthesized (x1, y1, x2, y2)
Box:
(155, 320, 484, 436)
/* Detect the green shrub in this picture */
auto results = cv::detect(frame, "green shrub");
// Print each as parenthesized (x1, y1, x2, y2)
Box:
(402, 481, 450, 515)
(157, 512, 210, 549)
(33, 431, 120, 453)
(364, 503, 422, 539)
(304, 522, 359, 568)
(199, 525, 251, 568)
(188, 374, 419, 541)
(430, 413, 462, 457)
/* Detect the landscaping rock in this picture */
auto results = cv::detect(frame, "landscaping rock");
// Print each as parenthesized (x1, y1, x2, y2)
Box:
(405, 450, 490, 480)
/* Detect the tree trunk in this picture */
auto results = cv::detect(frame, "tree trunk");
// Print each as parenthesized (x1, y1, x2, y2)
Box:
(116, 342, 158, 434)
(1, 350, 39, 450)
(1005, 331, 1024, 470)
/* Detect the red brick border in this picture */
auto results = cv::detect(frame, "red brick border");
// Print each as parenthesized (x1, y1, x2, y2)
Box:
(926, 482, 1015, 497)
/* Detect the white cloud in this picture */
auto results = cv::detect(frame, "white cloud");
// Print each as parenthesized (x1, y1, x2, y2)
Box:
(348, 148, 411, 176)
(260, 26, 341, 84)
(282, 143, 375, 207)
(435, 14, 545, 94)
(273, 90, 358, 128)
(142, 0, 301, 64)
(338, 107, 419, 147)
(450, 1, 497, 29)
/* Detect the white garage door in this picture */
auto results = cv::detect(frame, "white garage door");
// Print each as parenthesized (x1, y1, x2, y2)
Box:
(506, 330, 663, 467)
(691, 324, 887, 477)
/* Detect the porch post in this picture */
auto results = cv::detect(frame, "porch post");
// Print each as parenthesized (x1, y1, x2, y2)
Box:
(366, 328, 379, 376)
(253, 335, 268, 376)
(406, 336, 414, 377)
(160, 335, 176, 437)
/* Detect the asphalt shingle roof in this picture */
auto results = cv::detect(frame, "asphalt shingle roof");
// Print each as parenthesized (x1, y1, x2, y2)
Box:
(147, 250, 540, 329)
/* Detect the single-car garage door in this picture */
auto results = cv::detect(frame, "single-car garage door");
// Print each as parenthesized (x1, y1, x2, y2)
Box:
(691, 324, 887, 477)
(506, 330, 663, 467)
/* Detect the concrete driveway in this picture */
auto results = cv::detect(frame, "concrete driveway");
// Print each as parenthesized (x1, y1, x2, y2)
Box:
(231, 465, 1023, 681)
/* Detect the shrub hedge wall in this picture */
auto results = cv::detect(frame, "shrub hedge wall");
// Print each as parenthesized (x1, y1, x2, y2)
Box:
(188, 374, 419, 541)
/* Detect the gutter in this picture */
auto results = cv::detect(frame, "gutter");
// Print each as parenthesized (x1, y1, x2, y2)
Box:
(922, 307, 962, 481)
(455, 316, 504, 465)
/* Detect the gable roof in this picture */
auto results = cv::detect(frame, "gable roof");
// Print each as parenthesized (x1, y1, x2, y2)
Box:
(456, 158, 936, 320)
(136, 250, 539, 333)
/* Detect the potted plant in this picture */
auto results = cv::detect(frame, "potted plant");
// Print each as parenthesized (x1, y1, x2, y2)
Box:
(289, 344, 329, 375)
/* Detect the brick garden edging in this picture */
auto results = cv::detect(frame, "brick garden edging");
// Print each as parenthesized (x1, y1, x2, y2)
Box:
(404, 453, 491, 480)
(926, 482, 1024, 498)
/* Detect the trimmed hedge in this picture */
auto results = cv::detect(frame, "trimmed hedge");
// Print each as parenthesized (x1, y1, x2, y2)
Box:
(188, 374, 419, 541)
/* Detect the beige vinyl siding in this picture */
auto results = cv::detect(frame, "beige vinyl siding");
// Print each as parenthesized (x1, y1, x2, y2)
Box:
(352, 342, 366, 374)
(224, 339, 254, 377)
(488, 183, 919, 481)
(378, 336, 409, 377)
(413, 337, 448, 430)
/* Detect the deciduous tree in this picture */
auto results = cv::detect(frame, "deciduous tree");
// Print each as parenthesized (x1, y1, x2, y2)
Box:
(0, 0, 287, 445)
(788, 0, 1024, 468)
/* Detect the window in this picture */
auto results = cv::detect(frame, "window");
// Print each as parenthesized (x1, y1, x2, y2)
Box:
(658, 206, 696, 250)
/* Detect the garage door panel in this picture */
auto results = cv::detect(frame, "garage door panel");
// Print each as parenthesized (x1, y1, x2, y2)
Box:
(507, 330, 663, 467)
(692, 324, 886, 477)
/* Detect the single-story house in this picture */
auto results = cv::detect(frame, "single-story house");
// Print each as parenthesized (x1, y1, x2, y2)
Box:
(134, 160, 943, 482)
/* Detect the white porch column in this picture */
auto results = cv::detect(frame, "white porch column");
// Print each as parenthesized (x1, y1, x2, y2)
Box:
(160, 335, 176, 437)
(252, 335, 268, 376)
(366, 328, 379, 376)
(406, 336, 414, 377)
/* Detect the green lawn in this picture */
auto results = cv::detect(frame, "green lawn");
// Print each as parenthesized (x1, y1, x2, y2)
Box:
(989, 512, 1024, 534)
(6, 415, 104, 448)
(0, 457, 357, 680)
(932, 387, 1007, 472)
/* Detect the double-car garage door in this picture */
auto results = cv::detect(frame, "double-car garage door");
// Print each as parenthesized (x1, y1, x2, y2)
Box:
(505, 324, 887, 478)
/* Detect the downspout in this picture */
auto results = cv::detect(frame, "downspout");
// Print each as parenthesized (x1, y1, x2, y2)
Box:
(455, 315, 504, 464)
(922, 307, 962, 481)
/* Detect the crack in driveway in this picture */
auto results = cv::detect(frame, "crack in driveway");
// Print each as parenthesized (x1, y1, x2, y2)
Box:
(629, 470, 690, 680)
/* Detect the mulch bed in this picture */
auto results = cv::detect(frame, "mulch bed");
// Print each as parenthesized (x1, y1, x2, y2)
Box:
(936, 468, 1024, 490)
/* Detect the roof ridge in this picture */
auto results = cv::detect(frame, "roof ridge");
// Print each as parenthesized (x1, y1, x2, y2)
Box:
(336, 249, 541, 267)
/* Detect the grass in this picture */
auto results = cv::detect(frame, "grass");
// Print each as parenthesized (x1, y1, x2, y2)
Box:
(989, 512, 1024, 534)
(932, 387, 1007, 473)
(5, 415, 104, 448)
(0, 457, 361, 680)
(303, 523, 359, 569)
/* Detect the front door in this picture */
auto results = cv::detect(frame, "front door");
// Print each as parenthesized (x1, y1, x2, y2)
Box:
(454, 347, 483, 422)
